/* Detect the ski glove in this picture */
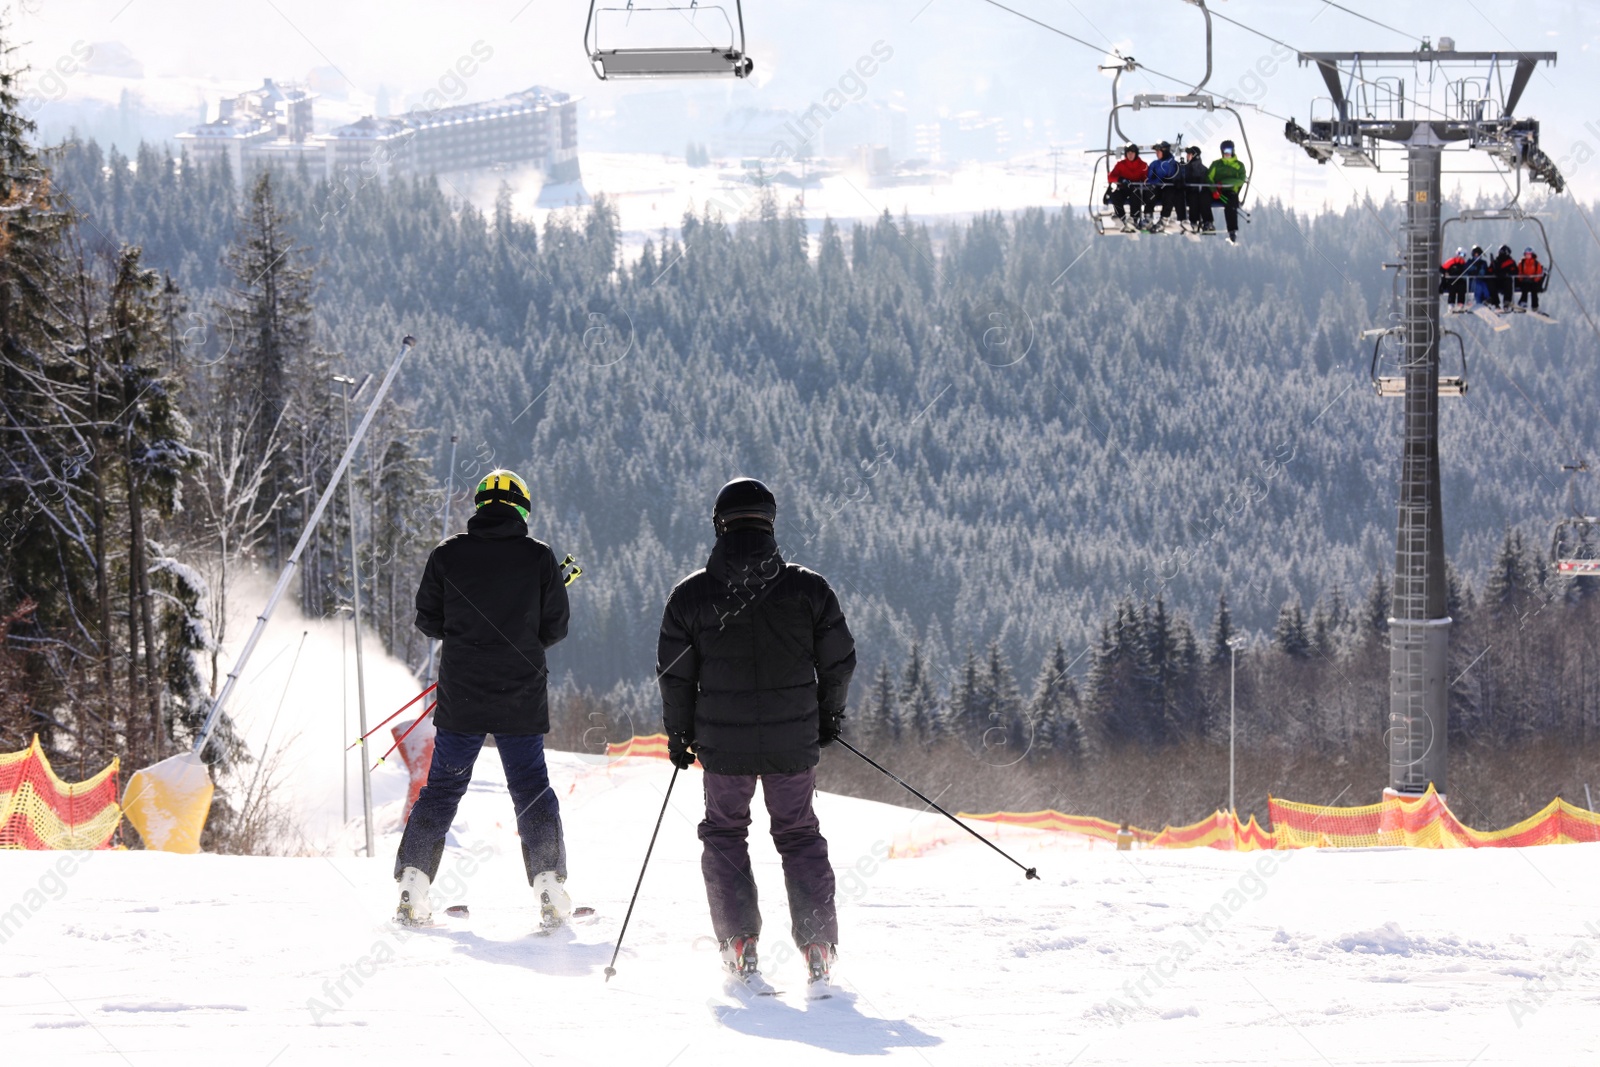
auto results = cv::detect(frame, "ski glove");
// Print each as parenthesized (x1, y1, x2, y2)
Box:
(819, 712, 844, 749)
(667, 732, 696, 770)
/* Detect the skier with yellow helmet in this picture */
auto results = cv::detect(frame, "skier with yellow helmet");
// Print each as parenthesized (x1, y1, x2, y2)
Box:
(395, 468, 573, 930)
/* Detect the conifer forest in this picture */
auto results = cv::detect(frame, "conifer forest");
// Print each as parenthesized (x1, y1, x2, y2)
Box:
(5, 60, 1600, 834)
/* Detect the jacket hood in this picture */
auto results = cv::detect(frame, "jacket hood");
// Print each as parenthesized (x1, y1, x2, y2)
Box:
(468, 502, 529, 540)
(707, 527, 785, 586)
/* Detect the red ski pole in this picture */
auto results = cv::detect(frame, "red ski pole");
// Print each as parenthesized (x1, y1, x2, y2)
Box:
(371, 701, 436, 771)
(348, 683, 436, 750)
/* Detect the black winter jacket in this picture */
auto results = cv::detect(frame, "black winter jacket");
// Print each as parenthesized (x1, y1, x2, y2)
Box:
(415, 503, 570, 735)
(656, 528, 856, 775)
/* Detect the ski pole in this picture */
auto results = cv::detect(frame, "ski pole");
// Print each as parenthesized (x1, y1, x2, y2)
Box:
(605, 765, 679, 981)
(837, 738, 1039, 880)
(370, 701, 436, 770)
(348, 683, 437, 750)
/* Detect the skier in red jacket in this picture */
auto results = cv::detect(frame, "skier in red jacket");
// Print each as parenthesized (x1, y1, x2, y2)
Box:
(1516, 247, 1545, 312)
(1105, 144, 1149, 231)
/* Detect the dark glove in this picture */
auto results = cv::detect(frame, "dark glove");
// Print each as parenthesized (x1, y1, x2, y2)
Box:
(667, 733, 696, 770)
(819, 712, 844, 749)
(1102, 186, 1113, 204)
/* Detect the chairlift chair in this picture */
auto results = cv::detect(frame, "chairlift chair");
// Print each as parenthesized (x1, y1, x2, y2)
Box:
(1369, 329, 1467, 398)
(1441, 207, 1557, 324)
(1085, 2, 1253, 238)
(1552, 517, 1600, 576)
(585, 0, 753, 81)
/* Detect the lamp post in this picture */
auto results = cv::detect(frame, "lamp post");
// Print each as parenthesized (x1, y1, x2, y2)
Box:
(1228, 635, 1246, 817)
(333, 371, 374, 858)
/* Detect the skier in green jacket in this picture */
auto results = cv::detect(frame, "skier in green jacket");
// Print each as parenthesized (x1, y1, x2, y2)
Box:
(1208, 140, 1247, 244)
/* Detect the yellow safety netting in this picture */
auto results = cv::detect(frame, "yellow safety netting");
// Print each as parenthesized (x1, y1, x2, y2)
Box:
(0, 736, 122, 850)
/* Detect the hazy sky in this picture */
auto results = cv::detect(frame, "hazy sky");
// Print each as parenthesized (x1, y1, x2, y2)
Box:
(7, 0, 1599, 207)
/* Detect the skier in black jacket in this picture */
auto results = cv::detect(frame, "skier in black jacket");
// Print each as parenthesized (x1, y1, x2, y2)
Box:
(656, 477, 857, 997)
(395, 469, 572, 929)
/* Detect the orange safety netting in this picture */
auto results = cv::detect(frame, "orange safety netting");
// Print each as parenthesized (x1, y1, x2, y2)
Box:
(604, 734, 1600, 851)
(0, 736, 121, 850)
(966, 785, 1600, 851)
(605, 733, 700, 767)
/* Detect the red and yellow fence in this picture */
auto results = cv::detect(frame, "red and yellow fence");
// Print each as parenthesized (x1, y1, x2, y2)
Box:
(965, 785, 1600, 851)
(607, 734, 1600, 852)
(0, 736, 121, 850)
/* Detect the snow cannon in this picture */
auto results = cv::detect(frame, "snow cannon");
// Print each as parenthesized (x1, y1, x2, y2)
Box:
(122, 751, 214, 853)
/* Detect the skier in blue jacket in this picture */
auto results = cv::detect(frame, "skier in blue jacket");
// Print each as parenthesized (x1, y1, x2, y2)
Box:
(1145, 142, 1182, 233)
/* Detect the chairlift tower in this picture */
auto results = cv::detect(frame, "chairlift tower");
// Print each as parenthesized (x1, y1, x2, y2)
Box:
(1284, 40, 1563, 796)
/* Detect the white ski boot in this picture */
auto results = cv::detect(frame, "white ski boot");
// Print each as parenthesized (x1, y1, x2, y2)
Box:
(720, 935, 778, 996)
(396, 867, 432, 926)
(533, 871, 571, 932)
(803, 942, 838, 1000)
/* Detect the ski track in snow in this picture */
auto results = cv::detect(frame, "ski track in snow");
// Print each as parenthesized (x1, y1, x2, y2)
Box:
(3, 750, 1599, 1065)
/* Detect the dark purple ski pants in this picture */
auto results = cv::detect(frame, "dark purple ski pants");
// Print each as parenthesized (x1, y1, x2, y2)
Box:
(698, 768, 838, 947)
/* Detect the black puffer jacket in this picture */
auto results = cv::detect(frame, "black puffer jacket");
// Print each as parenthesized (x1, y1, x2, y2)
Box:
(415, 503, 569, 735)
(657, 528, 856, 775)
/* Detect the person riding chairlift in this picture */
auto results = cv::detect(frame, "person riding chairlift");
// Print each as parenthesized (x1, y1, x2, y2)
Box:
(1440, 247, 1468, 310)
(1517, 247, 1545, 312)
(1464, 245, 1491, 305)
(1181, 145, 1213, 234)
(1105, 143, 1149, 231)
(1490, 244, 1518, 310)
(1144, 142, 1181, 233)
(1207, 140, 1247, 244)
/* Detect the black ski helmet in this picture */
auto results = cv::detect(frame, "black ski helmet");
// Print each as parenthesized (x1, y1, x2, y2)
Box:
(1471, 245, 1483, 256)
(1155, 140, 1171, 153)
(1185, 145, 1201, 157)
(1220, 139, 1236, 154)
(1123, 143, 1139, 156)
(713, 477, 777, 535)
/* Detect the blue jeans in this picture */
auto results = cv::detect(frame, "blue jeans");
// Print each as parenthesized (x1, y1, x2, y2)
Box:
(394, 729, 566, 884)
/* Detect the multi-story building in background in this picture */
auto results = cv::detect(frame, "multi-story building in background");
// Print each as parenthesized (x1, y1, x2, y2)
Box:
(176, 78, 317, 175)
(178, 79, 580, 182)
(324, 87, 580, 182)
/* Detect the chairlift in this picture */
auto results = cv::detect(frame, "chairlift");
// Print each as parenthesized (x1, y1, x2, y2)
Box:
(584, 0, 753, 81)
(1441, 207, 1557, 326)
(1368, 328, 1467, 398)
(1549, 465, 1600, 575)
(1086, 2, 1254, 238)
(1552, 517, 1600, 575)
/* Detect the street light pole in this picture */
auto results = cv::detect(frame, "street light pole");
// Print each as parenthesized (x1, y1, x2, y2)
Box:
(1228, 635, 1246, 816)
(334, 372, 375, 858)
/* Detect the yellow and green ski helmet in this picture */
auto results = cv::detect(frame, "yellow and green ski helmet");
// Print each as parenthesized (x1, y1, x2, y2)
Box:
(474, 469, 531, 520)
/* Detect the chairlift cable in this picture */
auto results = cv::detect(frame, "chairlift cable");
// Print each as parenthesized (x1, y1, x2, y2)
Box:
(975, 0, 1294, 122)
(1313, 0, 1422, 45)
(1208, 6, 1456, 124)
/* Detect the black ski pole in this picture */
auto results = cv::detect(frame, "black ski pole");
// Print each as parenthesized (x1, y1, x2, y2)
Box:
(605, 765, 679, 981)
(838, 738, 1039, 880)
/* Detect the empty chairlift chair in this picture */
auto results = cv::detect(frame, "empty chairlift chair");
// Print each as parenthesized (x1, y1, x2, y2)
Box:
(1369, 330, 1468, 398)
(585, 0, 754, 80)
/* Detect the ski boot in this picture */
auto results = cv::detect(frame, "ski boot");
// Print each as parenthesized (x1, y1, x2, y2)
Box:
(720, 935, 778, 996)
(803, 942, 838, 1000)
(395, 867, 432, 926)
(533, 871, 571, 932)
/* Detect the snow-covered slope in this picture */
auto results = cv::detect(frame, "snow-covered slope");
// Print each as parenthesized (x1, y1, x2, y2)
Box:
(4, 750, 1597, 1065)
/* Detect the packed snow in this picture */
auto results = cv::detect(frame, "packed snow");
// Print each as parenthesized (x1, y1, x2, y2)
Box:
(5, 749, 1599, 1065)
